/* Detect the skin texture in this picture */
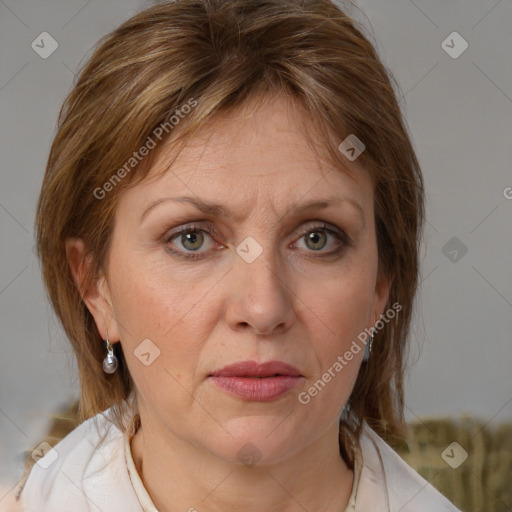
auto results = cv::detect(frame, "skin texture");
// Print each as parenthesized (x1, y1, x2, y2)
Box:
(67, 93, 391, 512)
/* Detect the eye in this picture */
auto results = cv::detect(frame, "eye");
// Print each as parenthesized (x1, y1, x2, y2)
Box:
(164, 222, 348, 261)
(292, 223, 347, 255)
(165, 223, 220, 259)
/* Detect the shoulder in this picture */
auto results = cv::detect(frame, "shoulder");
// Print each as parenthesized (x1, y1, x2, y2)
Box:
(356, 423, 461, 512)
(18, 409, 142, 512)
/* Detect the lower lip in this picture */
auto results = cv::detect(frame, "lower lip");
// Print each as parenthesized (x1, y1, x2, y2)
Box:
(209, 376, 302, 401)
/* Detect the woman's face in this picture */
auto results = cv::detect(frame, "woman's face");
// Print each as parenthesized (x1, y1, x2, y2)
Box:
(85, 94, 390, 465)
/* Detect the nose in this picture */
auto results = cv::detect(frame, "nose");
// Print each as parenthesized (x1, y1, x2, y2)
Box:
(225, 244, 296, 336)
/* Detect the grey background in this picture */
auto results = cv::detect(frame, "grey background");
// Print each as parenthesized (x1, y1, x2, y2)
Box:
(1, 0, 511, 503)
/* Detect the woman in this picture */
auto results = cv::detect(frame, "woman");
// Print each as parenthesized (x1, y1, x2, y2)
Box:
(17, 0, 460, 510)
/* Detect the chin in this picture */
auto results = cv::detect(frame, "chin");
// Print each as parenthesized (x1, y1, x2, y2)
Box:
(205, 415, 308, 467)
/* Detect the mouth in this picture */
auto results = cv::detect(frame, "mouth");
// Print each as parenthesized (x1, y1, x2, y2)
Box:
(209, 360, 303, 402)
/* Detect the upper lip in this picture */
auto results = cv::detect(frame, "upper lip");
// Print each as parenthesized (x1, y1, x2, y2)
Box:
(210, 360, 302, 378)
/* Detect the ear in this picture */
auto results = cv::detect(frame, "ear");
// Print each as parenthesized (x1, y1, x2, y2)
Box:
(65, 237, 121, 342)
(372, 270, 393, 324)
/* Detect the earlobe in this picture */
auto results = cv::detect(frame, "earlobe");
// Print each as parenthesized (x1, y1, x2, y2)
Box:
(65, 237, 120, 341)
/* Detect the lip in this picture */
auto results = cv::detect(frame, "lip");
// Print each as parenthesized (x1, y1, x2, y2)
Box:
(210, 360, 302, 378)
(209, 360, 303, 402)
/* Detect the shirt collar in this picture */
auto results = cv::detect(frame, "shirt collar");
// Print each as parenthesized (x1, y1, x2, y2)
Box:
(125, 414, 159, 512)
(353, 423, 390, 512)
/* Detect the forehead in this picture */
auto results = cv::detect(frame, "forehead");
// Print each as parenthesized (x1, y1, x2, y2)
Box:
(121, 94, 373, 219)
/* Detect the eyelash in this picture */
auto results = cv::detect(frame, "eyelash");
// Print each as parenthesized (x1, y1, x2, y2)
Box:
(164, 222, 349, 261)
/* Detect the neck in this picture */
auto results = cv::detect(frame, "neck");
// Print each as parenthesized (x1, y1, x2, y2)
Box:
(130, 414, 354, 512)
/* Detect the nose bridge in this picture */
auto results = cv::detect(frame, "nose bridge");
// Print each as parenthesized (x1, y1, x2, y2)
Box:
(237, 234, 287, 300)
(227, 234, 295, 334)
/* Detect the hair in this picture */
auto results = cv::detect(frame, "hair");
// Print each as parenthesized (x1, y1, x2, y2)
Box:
(35, 0, 424, 466)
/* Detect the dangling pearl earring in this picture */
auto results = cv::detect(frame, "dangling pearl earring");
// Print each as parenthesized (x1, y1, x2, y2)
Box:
(102, 330, 119, 374)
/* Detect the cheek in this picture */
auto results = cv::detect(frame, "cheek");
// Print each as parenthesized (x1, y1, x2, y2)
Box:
(298, 255, 376, 408)
(308, 259, 376, 344)
(109, 264, 207, 413)
(107, 246, 219, 389)
(108, 240, 198, 335)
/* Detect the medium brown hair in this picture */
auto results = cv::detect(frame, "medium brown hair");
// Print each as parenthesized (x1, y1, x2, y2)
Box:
(35, 0, 424, 463)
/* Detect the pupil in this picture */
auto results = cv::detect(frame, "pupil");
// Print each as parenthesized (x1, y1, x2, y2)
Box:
(307, 232, 326, 250)
(183, 231, 203, 250)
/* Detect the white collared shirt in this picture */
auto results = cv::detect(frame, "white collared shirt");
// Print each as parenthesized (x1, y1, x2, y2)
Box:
(18, 408, 460, 511)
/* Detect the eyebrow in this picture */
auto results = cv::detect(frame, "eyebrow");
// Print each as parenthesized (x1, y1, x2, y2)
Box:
(140, 195, 365, 226)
